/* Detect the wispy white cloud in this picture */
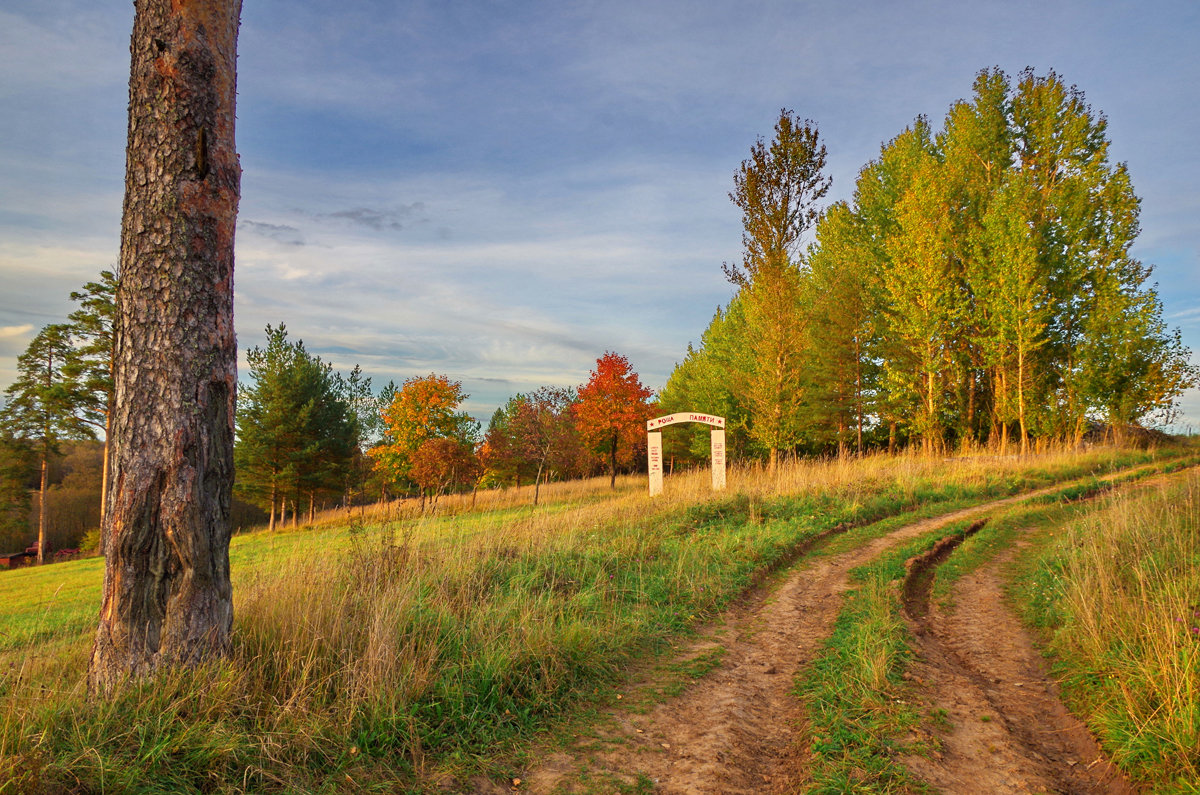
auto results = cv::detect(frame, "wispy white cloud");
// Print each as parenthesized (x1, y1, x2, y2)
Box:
(1167, 307, 1200, 321)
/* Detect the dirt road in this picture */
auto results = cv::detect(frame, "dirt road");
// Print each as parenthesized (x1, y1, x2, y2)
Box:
(522, 487, 1105, 793)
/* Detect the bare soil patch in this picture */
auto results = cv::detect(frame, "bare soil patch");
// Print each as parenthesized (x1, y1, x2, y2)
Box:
(901, 530, 1138, 794)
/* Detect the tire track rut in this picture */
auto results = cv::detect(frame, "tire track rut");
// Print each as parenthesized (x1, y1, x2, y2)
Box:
(900, 528, 1137, 794)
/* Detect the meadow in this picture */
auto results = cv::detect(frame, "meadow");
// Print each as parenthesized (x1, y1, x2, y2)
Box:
(0, 445, 1193, 793)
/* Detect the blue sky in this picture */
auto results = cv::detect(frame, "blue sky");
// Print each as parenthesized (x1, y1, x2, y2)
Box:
(2, 0, 1198, 428)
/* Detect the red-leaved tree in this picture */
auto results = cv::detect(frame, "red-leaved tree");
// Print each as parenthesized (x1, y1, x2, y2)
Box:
(574, 352, 654, 488)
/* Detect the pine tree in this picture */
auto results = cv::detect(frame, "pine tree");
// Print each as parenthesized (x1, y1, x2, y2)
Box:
(1, 324, 98, 563)
(90, 0, 242, 693)
(235, 325, 356, 529)
(0, 433, 34, 552)
(64, 269, 118, 542)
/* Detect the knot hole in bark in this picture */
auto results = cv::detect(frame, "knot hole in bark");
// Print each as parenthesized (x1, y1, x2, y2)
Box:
(195, 127, 209, 180)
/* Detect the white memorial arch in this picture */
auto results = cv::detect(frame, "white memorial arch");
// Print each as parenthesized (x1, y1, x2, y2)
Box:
(646, 412, 726, 496)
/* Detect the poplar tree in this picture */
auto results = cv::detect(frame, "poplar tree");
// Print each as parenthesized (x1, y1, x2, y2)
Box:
(976, 176, 1048, 452)
(883, 157, 963, 454)
(805, 203, 879, 455)
(937, 69, 1012, 445)
(1010, 69, 1129, 441)
(667, 68, 1195, 457)
(725, 110, 829, 471)
(657, 297, 754, 460)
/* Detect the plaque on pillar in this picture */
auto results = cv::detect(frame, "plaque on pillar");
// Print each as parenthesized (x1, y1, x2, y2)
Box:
(647, 431, 663, 496)
(710, 429, 726, 491)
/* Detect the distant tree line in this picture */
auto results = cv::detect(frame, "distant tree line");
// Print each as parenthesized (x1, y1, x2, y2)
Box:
(366, 351, 655, 508)
(660, 68, 1197, 465)
(233, 337, 658, 519)
(2, 285, 662, 550)
(0, 269, 268, 558)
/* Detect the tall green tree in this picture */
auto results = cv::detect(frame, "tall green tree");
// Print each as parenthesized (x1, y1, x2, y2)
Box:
(295, 363, 356, 523)
(235, 325, 356, 529)
(976, 175, 1049, 452)
(1, 324, 98, 563)
(725, 110, 829, 471)
(805, 203, 879, 455)
(64, 268, 118, 540)
(657, 296, 754, 461)
(1077, 272, 1198, 434)
(236, 326, 302, 530)
(664, 68, 1196, 457)
(1010, 68, 1133, 440)
(883, 157, 963, 454)
(339, 364, 378, 506)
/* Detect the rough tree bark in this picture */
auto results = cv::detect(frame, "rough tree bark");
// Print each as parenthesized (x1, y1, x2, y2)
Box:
(89, 0, 241, 694)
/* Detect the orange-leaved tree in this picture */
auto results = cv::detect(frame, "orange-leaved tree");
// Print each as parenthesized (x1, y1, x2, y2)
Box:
(574, 352, 654, 489)
(369, 374, 477, 494)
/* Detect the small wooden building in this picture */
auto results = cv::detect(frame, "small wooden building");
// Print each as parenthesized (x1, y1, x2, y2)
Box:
(0, 551, 31, 570)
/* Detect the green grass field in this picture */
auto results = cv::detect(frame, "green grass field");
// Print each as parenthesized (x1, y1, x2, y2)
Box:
(0, 446, 1192, 793)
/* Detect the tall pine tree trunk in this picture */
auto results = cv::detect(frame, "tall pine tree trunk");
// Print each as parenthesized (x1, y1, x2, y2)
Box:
(37, 449, 48, 565)
(90, 0, 241, 694)
(98, 420, 111, 556)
